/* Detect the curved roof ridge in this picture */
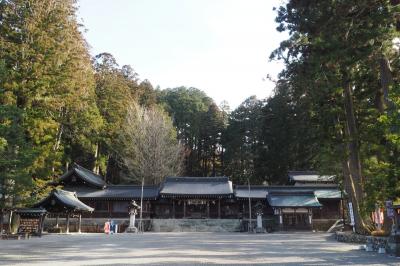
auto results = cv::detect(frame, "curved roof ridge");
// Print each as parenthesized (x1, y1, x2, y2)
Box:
(59, 163, 105, 188)
(33, 189, 94, 212)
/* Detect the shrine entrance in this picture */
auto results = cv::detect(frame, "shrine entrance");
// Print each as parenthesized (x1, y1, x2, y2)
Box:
(282, 212, 310, 229)
(171, 199, 222, 219)
(186, 199, 207, 219)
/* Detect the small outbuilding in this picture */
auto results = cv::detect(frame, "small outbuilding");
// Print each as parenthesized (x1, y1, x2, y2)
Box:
(34, 189, 94, 233)
(14, 208, 47, 236)
(267, 190, 322, 230)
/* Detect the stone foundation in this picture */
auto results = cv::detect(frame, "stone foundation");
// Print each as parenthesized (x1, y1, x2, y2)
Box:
(366, 236, 388, 252)
(43, 218, 148, 233)
(150, 219, 241, 232)
(335, 231, 367, 244)
(387, 235, 400, 257)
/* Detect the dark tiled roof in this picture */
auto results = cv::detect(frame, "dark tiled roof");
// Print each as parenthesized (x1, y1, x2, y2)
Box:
(267, 191, 322, 208)
(70, 185, 159, 200)
(288, 171, 336, 183)
(234, 186, 269, 199)
(161, 176, 233, 198)
(34, 189, 94, 212)
(59, 163, 105, 188)
(235, 185, 342, 200)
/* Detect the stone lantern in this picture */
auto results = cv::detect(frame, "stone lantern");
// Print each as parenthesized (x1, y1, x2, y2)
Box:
(126, 200, 141, 233)
(254, 202, 264, 233)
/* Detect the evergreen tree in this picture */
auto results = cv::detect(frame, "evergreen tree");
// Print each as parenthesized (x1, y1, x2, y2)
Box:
(0, 0, 101, 201)
(223, 96, 264, 184)
(272, 0, 400, 233)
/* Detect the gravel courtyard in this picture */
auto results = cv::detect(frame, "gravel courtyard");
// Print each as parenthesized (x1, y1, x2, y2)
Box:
(0, 232, 399, 265)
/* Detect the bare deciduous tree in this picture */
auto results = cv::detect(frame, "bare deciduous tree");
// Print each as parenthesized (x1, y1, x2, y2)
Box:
(120, 102, 183, 184)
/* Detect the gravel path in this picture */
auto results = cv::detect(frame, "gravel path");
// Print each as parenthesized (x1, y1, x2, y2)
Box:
(0, 232, 398, 265)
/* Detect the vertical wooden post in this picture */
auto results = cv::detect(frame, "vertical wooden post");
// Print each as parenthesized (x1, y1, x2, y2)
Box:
(218, 199, 221, 219)
(66, 213, 70, 234)
(56, 214, 59, 228)
(39, 214, 46, 237)
(8, 210, 13, 234)
(78, 213, 82, 233)
(0, 209, 3, 235)
(172, 199, 175, 219)
(183, 200, 186, 218)
(279, 209, 283, 230)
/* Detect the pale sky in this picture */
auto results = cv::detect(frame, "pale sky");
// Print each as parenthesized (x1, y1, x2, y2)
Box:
(78, 0, 286, 108)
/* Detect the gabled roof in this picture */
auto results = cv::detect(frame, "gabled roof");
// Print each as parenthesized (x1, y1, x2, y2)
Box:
(235, 185, 342, 200)
(235, 186, 269, 199)
(71, 185, 159, 200)
(34, 189, 94, 213)
(314, 189, 342, 199)
(160, 176, 234, 198)
(288, 171, 336, 183)
(267, 191, 322, 208)
(59, 163, 105, 188)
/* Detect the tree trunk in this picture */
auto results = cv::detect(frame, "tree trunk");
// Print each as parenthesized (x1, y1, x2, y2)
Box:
(343, 79, 368, 234)
(377, 56, 394, 233)
(379, 55, 393, 109)
(0, 209, 3, 235)
(93, 142, 100, 174)
(212, 144, 216, 177)
(52, 123, 64, 174)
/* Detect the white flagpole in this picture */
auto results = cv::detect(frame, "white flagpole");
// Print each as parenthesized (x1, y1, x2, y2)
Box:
(139, 177, 144, 233)
(248, 178, 252, 233)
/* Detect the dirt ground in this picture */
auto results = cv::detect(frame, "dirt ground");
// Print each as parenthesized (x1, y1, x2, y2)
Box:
(0, 232, 399, 265)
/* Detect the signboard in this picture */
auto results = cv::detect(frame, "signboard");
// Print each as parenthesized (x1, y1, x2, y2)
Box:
(348, 202, 355, 226)
(18, 217, 40, 234)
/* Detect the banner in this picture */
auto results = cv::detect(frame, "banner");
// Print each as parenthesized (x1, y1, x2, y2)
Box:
(348, 202, 355, 226)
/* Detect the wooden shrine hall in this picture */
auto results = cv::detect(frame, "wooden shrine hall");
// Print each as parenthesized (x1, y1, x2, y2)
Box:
(156, 176, 235, 219)
(35, 164, 345, 231)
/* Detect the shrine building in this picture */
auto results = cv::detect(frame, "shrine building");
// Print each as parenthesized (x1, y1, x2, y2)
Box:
(39, 163, 344, 232)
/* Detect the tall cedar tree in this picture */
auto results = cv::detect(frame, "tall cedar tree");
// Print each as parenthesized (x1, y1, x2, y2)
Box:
(272, 0, 400, 233)
(0, 0, 101, 203)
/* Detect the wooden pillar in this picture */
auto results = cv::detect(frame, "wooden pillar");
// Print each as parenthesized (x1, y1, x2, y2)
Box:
(207, 201, 210, 218)
(66, 213, 70, 234)
(308, 209, 313, 229)
(39, 214, 46, 236)
(8, 210, 13, 234)
(0, 209, 3, 235)
(183, 200, 186, 218)
(172, 199, 175, 219)
(56, 215, 59, 228)
(147, 201, 151, 218)
(218, 199, 221, 219)
(78, 213, 82, 233)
